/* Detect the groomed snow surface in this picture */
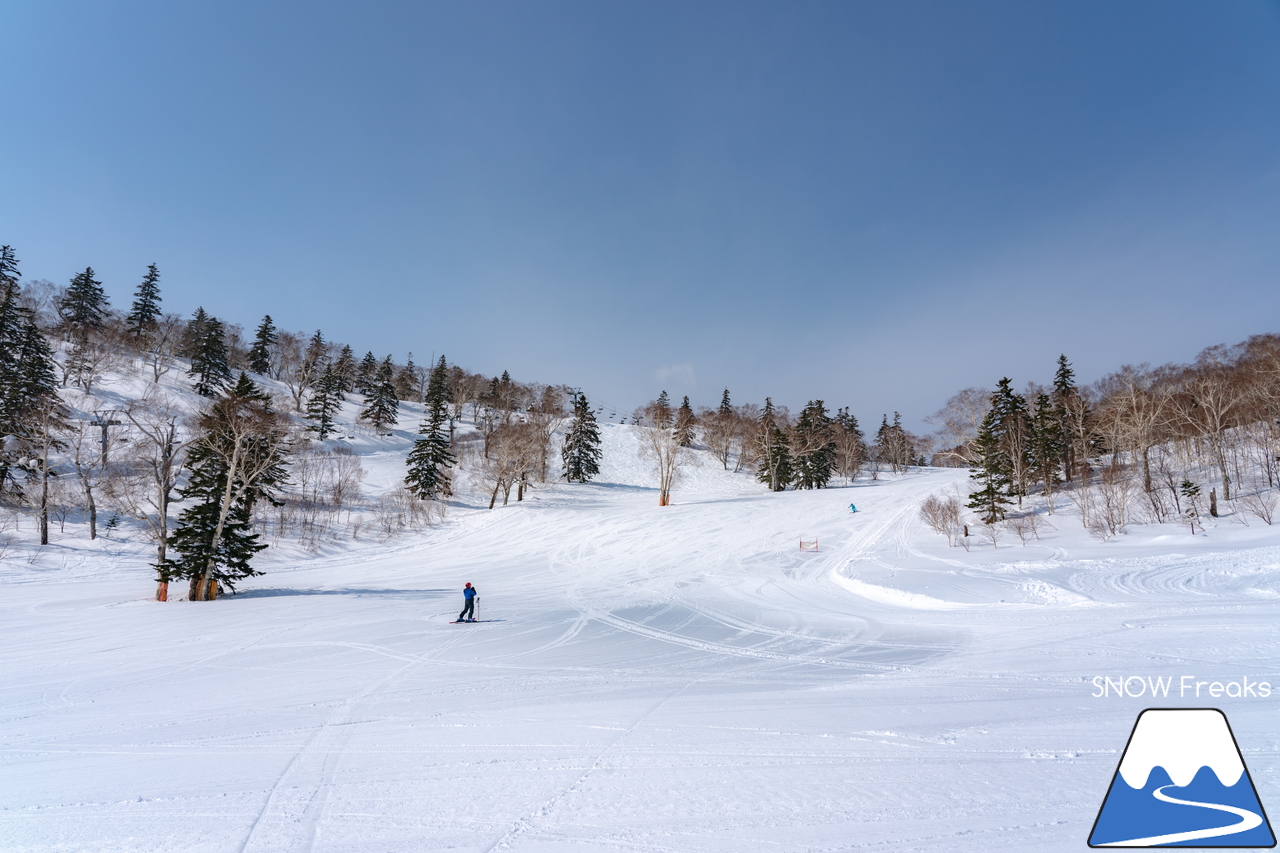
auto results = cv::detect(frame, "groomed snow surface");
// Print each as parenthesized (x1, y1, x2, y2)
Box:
(5, 418, 1280, 852)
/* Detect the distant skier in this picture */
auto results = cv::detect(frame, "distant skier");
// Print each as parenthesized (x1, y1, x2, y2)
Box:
(458, 583, 478, 622)
(849, 504, 858, 513)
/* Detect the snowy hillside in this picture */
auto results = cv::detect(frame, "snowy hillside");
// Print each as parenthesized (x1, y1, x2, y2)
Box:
(4, 373, 1280, 852)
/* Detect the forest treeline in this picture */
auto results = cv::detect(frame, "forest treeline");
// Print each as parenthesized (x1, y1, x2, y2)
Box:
(7, 245, 1278, 596)
(924, 342, 1280, 545)
(0, 249, 608, 599)
(0, 249, 924, 593)
(624, 391, 919, 505)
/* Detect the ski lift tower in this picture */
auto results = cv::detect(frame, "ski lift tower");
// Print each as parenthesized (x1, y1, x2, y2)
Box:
(88, 411, 124, 464)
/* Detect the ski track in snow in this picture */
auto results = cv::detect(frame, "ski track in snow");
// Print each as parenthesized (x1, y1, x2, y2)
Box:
(3, 413, 1280, 852)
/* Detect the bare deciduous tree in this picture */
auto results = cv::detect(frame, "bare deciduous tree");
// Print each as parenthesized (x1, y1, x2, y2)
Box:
(926, 387, 990, 466)
(1238, 486, 1278, 526)
(110, 393, 195, 599)
(638, 396, 683, 506)
(919, 494, 962, 546)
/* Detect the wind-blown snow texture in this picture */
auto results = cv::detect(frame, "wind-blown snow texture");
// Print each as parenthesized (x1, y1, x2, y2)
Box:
(4, 415, 1280, 852)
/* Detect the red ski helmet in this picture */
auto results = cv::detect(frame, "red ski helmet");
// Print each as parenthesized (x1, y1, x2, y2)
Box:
(465, 583, 471, 588)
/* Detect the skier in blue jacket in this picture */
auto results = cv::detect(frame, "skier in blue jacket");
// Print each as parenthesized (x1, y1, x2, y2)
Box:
(458, 583, 478, 622)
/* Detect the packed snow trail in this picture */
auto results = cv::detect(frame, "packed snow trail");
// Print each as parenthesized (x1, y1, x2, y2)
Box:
(3, 449, 1280, 851)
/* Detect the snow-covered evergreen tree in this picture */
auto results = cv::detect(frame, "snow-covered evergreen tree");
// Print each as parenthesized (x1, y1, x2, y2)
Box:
(58, 267, 109, 338)
(394, 353, 420, 403)
(306, 363, 343, 440)
(332, 344, 356, 394)
(0, 246, 18, 290)
(0, 254, 64, 503)
(675, 395, 696, 447)
(562, 392, 602, 483)
(791, 400, 837, 489)
(302, 330, 327, 383)
(991, 378, 1032, 501)
(834, 407, 866, 483)
(125, 264, 162, 342)
(161, 373, 289, 599)
(967, 401, 1013, 524)
(247, 315, 276, 375)
(182, 307, 210, 359)
(1052, 354, 1099, 482)
(1029, 391, 1063, 499)
(359, 356, 399, 432)
(356, 350, 379, 395)
(404, 356, 455, 499)
(756, 398, 792, 492)
(188, 314, 233, 397)
(873, 412, 914, 474)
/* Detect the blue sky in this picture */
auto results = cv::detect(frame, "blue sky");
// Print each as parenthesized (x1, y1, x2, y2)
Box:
(3, 1, 1278, 429)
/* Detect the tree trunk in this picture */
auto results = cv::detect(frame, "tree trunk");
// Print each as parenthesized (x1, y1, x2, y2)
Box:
(39, 463, 50, 546)
(86, 490, 97, 540)
(197, 443, 247, 598)
(155, 581, 168, 602)
(1210, 488, 1219, 518)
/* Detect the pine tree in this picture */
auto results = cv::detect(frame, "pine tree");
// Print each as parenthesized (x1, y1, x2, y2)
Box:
(59, 267, 109, 338)
(291, 329, 327, 404)
(1029, 391, 1064, 499)
(704, 388, 736, 470)
(332, 345, 356, 394)
(653, 390, 672, 426)
(181, 307, 210, 359)
(247, 315, 277, 375)
(756, 398, 792, 491)
(1051, 355, 1100, 483)
(425, 356, 449, 412)
(0, 246, 18, 291)
(359, 356, 399, 432)
(871, 412, 914, 475)
(404, 356, 455, 499)
(303, 330, 326, 371)
(161, 373, 289, 599)
(562, 392, 602, 483)
(967, 402, 1014, 524)
(356, 350, 379, 395)
(1, 262, 65, 504)
(675, 395, 696, 446)
(791, 400, 837, 489)
(394, 353, 419, 402)
(834, 407, 866, 483)
(306, 363, 343, 440)
(188, 314, 233, 397)
(991, 378, 1032, 501)
(18, 316, 67, 544)
(126, 264, 162, 341)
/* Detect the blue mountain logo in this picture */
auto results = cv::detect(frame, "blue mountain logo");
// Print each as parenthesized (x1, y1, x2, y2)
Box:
(1089, 708, 1275, 847)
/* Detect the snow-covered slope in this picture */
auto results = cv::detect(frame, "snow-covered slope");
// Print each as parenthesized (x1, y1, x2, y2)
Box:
(3, 389, 1280, 852)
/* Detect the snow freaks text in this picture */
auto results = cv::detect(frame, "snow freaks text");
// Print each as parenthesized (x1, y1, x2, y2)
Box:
(1091, 676, 1273, 700)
